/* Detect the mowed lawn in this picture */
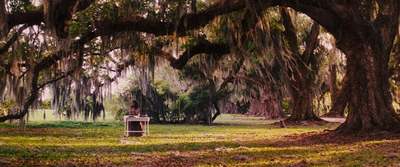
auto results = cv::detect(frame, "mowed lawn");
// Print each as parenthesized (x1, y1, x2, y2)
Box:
(0, 114, 399, 167)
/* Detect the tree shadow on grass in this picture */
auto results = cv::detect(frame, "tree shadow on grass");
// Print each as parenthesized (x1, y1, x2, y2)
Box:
(124, 140, 400, 167)
(132, 139, 400, 167)
(1, 121, 400, 166)
(1, 140, 319, 167)
(267, 131, 400, 147)
(1, 133, 400, 166)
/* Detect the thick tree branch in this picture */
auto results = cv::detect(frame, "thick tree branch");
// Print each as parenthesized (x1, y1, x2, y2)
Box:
(166, 0, 266, 69)
(277, 0, 339, 36)
(0, 25, 29, 55)
(281, 8, 320, 64)
(6, 0, 250, 37)
(303, 23, 320, 57)
(8, 10, 44, 27)
(169, 39, 230, 69)
(6, 0, 339, 40)
(94, 0, 337, 38)
(93, 0, 249, 37)
(374, 0, 400, 53)
(7, 0, 94, 34)
(280, 8, 300, 56)
(44, 0, 95, 38)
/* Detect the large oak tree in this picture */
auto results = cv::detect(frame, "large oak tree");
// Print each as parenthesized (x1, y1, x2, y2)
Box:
(1, 0, 400, 134)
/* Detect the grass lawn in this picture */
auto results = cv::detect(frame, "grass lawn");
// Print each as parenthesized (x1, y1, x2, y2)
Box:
(0, 114, 399, 167)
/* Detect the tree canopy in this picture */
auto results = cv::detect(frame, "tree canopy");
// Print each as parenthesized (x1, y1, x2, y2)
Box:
(0, 0, 400, 134)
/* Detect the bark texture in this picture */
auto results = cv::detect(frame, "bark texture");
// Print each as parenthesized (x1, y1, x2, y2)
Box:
(248, 86, 284, 119)
(329, 65, 338, 101)
(336, 44, 400, 133)
(332, 1, 400, 133)
(278, 0, 400, 133)
(325, 73, 349, 118)
(281, 8, 322, 122)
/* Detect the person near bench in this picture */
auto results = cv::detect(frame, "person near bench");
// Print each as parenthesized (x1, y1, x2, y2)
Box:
(126, 100, 144, 137)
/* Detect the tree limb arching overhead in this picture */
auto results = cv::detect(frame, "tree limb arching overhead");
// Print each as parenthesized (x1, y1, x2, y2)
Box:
(1, 0, 400, 134)
(170, 39, 230, 69)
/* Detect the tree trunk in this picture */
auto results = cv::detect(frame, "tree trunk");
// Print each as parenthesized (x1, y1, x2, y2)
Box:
(336, 45, 400, 133)
(248, 86, 284, 119)
(280, 9, 322, 123)
(329, 65, 338, 101)
(287, 86, 321, 122)
(211, 101, 221, 122)
(325, 74, 349, 118)
(286, 59, 322, 122)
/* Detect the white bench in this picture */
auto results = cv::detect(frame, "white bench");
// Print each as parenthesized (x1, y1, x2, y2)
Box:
(123, 116, 150, 137)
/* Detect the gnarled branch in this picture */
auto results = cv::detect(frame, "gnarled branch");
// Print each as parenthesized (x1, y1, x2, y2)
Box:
(0, 25, 29, 55)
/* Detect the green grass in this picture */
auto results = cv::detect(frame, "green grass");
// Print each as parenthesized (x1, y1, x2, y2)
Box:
(0, 114, 399, 166)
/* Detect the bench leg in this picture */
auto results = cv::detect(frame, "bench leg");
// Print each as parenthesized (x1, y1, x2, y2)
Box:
(145, 121, 148, 136)
(125, 121, 127, 137)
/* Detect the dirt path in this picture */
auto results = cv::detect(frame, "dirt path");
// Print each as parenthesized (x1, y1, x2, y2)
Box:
(321, 117, 345, 123)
